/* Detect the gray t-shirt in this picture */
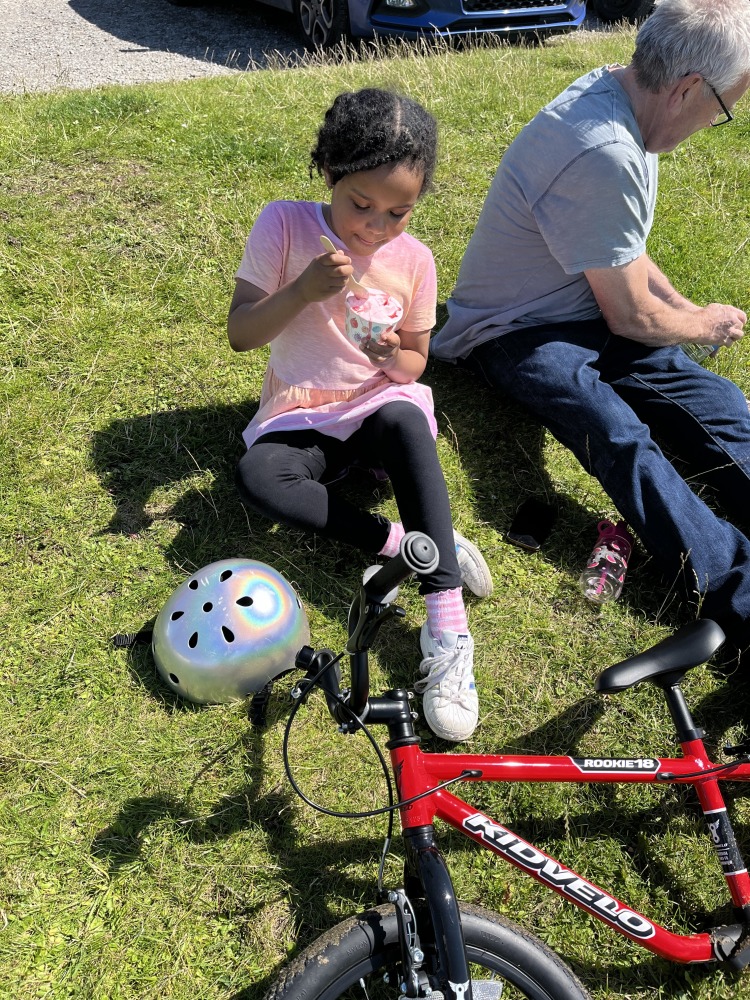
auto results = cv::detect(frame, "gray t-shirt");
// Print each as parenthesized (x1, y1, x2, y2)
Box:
(432, 66, 659, 360)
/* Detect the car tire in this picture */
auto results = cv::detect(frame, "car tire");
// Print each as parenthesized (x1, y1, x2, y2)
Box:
(294, 0, 350, 48)
(590, 0, 653, 21)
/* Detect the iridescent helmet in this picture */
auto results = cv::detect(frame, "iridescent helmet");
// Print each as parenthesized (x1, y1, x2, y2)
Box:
(152, 559, 309, 704)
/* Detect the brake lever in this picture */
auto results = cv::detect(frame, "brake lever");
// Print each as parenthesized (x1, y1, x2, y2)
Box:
(346, 533, 438, 654)
(292, 647, 342, 713)
(347, 595, 406, 655)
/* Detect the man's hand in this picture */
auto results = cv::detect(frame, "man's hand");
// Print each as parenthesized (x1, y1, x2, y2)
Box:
(700, 303, 746, 348)
(585, 255, 747, 347)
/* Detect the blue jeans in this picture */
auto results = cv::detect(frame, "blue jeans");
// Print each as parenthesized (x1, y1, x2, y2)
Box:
(462, 319, 750, 640)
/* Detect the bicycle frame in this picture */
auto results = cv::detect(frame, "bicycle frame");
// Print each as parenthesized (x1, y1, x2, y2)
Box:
(391, 727, 750, 967)
(289, 538, 750, 997)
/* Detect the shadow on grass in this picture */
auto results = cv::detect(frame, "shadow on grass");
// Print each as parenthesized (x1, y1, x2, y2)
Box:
(91, 659, 750, 1000)
(420, 352, 671, 618)
(93, 401, 425, 703)
(91, 707, 395, 998)
(92, 400, 394, 579)
(93, 381, 750, 731)
(693, 666, 750, 757)
(91, 350, 695, 660)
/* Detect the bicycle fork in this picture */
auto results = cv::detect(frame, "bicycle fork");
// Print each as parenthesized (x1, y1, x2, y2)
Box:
(383, 825, 472, 1000)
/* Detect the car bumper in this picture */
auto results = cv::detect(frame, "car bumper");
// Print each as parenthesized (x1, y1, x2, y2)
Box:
(349, 0, 586, 38)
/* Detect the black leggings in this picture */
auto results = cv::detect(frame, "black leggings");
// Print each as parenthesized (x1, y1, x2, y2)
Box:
(236, 402, 460, 594)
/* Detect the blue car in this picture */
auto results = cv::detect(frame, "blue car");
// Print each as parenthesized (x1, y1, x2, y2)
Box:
(274, 0, 587, 50)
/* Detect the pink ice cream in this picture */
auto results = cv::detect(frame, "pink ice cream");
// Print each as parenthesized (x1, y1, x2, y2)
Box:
(345, 289, 403, 349)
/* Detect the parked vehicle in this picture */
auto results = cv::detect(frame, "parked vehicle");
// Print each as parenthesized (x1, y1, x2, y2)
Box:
(589, 0, 653, 21)
(168, 0, 587, 51)
(289, 0, 587, 49)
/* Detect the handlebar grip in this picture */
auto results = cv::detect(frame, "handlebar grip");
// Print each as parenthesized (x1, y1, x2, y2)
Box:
(363, 532, 439, 603)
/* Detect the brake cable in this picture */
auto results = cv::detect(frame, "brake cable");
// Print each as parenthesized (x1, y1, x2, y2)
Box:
(280, 651, 480, 891)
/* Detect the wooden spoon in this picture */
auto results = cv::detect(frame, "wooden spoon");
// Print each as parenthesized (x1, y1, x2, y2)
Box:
(319, 235, 369, 298)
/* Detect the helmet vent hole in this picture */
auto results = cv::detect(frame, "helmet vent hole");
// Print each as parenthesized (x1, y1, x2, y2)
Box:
(203, 602, 213, 612)
(188, 579, 199, 590)
(236, 596, 253, 607)
(188, 632, 198, 648)
(222, 626, 235, 643)
(171, 610, 184, 621)
(169, 673, 180, 685)
(220, 570, 233, 582)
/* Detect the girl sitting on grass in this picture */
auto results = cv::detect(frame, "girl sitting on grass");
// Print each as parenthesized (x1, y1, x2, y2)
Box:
(227, 87, 492, 743)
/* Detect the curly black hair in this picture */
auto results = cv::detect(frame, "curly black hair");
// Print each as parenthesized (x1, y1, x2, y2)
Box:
(310, 88, 438, 196)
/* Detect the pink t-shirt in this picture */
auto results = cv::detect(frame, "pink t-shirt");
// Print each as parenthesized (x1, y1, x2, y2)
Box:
(235, 200, 438, 447)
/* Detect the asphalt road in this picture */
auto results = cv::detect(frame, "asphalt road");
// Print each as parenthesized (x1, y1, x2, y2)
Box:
(0, 0, 606, 94)
(0, 0, 304, 93)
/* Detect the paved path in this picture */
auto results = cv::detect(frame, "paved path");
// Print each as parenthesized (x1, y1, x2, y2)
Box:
(0, 0, 303, 93)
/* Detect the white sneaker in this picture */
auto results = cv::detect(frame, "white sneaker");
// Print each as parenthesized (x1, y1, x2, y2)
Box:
(348, 565, 399, 634)
(414, 624, 478, 742)
(454, 531, 493, 598)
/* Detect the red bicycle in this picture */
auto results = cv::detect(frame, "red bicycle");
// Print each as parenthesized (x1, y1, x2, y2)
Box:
(265, 533, 750, 1000)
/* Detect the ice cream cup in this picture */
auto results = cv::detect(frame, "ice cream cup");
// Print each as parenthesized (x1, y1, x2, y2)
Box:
(345, 289, 403, 350)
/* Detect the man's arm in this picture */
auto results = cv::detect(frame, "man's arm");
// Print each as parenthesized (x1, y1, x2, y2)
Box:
(585, 253, 746, 348)
(643, 257, 699, 312)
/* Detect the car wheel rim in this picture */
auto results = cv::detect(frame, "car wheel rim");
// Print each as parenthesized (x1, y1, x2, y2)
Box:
(299, 0, 334, 45)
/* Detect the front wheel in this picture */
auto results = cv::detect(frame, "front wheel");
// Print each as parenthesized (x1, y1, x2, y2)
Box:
(264, 902, 590, 1000)
(294, 0, 350, 48)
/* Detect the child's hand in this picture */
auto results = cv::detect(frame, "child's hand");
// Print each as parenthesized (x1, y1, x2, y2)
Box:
(296, 250, 353, 303)
(362, 330, 401, 368)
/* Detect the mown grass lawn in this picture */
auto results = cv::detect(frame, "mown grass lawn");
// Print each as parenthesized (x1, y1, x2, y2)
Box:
(2, 28, 750, 1000)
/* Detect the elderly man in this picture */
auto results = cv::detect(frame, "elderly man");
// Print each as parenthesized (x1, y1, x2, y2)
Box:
(432, 0, 750, 658)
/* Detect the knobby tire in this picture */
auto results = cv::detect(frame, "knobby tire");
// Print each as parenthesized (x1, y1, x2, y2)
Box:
(264, 902, 590, 1000)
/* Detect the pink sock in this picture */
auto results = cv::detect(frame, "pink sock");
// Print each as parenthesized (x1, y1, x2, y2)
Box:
(378, 521, 405, 558)
(425, 588, 468, 640)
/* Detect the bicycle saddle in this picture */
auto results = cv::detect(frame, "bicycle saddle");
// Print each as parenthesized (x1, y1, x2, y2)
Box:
(595, 619, 726, 694)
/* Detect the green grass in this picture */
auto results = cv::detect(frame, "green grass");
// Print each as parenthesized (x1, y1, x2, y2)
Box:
(2, 28, 750, 999)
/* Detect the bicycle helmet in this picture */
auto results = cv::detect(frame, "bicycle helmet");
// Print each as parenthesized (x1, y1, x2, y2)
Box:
(152, 558, 309, 704)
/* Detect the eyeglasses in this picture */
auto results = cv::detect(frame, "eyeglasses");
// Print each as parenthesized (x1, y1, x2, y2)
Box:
(707, 83, 734, 127)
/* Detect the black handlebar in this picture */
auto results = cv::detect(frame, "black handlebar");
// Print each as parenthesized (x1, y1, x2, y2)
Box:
(293, 533, 439, 728)
(343, 532, 439, 721)
(361, 532, 440, 605)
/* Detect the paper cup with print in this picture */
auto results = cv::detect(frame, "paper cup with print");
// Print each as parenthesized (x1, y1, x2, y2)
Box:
(345, 289, 403, 350)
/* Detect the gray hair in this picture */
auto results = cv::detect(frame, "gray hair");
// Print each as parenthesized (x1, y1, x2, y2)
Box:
(632, 0, 750, 96)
